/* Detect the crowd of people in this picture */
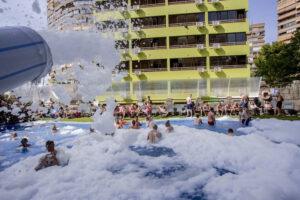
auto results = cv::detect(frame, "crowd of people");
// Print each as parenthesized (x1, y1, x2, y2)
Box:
(0, 95, 93, 124)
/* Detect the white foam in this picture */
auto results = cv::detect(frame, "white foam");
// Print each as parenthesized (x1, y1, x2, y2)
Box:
(0, 119, 299, 200)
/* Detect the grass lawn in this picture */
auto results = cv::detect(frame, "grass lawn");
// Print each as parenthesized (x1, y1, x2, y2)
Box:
(41, 114, 300, 123)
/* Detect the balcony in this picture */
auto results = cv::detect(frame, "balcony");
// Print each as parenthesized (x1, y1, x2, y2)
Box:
(170, 43, 205, 49)
(131, 0, 165, 8)
(210, 64, 247, 69)
(168, 0, 194, 5)
(133, 68, 167, 72)
(170, 35, 205, 49)
(169, 13, 205, 27)
(210, 55, 247, 69)
(132, 16, 166, 29)
(132, 59, 167, 72)
(170, 57, 206, 71)
(208, 18, 246, 25)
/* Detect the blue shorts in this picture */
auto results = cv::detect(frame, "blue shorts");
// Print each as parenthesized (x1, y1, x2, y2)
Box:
(187, 104, 193, 110)
(242, 118, 251, 126)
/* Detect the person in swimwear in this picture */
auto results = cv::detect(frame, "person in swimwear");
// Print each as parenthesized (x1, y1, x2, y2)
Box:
(35, 140, 59, 171)
(207, 107, 216, 126)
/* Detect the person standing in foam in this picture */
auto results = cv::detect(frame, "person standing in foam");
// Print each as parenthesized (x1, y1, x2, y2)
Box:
(35, 140, 59, 171)
(147, 124, 162, 144)
(208, 107, 216, 126)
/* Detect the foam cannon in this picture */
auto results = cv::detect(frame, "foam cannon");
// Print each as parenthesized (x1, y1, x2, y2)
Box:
(0, 26, 53, 94)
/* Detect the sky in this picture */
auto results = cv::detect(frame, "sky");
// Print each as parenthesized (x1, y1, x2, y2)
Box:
(0, 0, 278, 43)
(249, 0, 278, 44)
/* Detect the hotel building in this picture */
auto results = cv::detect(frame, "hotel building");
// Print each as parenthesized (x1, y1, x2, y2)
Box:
(47, 0, 94, 31)
(248, 23, 265, 71)
(277, 0, 300, 43)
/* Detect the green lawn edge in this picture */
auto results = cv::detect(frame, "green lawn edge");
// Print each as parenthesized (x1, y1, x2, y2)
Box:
(41, 115, 300, 123)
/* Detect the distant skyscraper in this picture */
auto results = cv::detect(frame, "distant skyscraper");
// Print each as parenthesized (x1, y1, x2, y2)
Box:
(277, 0, 300, 43)
(47, 0, 94, 31)
(248, 23, 265, 70)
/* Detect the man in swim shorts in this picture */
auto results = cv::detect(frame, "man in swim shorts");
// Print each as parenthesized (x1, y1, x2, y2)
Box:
(208, 107, 215, 126)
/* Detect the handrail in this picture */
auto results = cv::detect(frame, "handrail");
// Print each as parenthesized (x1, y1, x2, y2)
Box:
(210, 64, 247, 69)
(133, 68, 167, 72)
(170, 43, 205, 48)
(138, 46, 167, 50)
(169, 21, 200, 27)
(209, 42, 246, 46)
(132, 24, 166, 29)
(168, 0, 194, 5)
(208, 18, 246, 24)
(136, 3, 165, 8)
(171, 66, 206, 71)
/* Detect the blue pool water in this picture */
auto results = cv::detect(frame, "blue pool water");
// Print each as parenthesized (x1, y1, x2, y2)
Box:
(0, 118, 247, 172)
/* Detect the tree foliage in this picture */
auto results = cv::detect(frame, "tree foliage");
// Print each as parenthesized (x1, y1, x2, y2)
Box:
(254, 30, 300, 87)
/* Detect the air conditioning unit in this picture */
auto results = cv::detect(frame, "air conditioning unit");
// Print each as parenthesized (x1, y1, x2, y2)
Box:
(196, 44, 205, 50)
(132, 47, 141, 54)
(133, 26, 141, 32)
(195, 0, 204, 5)
(132, 5, 140, 11)
(213, 43, 221, 49)
(214, 67, 222, 72)
(197, 67, 206, 73)
(212, 20, 220, 26)
(118, 7, 125, 12)
(196, 21, 205, 28)
(118, 49, 128, 54)
(248, 57, 253, 63)
(135, 70, 142, 75)
(211, 0, 220, 3)
(119, 28, 128, 33)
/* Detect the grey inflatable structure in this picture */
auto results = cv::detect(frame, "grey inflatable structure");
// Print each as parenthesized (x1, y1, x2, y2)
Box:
(0, 26, 53, 94)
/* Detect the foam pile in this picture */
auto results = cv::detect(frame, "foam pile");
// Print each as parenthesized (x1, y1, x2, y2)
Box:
(0, 118, 299, 200)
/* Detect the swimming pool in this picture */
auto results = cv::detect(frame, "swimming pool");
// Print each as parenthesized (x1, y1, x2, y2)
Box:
(1, 118, 299, 200)
(0, 118, 245, 172)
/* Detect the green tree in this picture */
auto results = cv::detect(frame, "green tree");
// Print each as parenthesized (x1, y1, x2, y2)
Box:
(254, 31, 300, 87)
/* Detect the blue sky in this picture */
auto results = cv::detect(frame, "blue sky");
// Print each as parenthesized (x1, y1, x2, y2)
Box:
(0, 0, 278, 43)
(249, 0, 277, 44)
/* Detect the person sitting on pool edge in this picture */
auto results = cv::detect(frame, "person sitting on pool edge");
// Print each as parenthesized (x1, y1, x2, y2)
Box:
(147, 124, 162, 144)
(207, 107, 216, 126)
(165, 120, 174, 133)
(19, 138, 31, 148)
(35, 140, 59, 171)
(194, 114, 203, 125)
(227, 128, 236, 136)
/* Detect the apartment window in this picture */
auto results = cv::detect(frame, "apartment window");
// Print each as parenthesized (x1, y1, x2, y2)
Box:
(278, 21, 296, 30)
(208, 10, 246, 23)
(115, 40, 129, 49)
(95, 0, 128, 10)
(209, 33, 246, 45)
(132, 59, 167, 72)
(96, 20, 129, 32)
(132, 16, 166, 28)
(170, 57, 206, 70)
(169, 13, 205, 26)
(114, 61, 130, 72)
(210, 55, 247, 68)
(168, 0, 194, 5)
(131, 0, 165, 7)
(132, 37, 166, 50)
(170, 35, 205, 48)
